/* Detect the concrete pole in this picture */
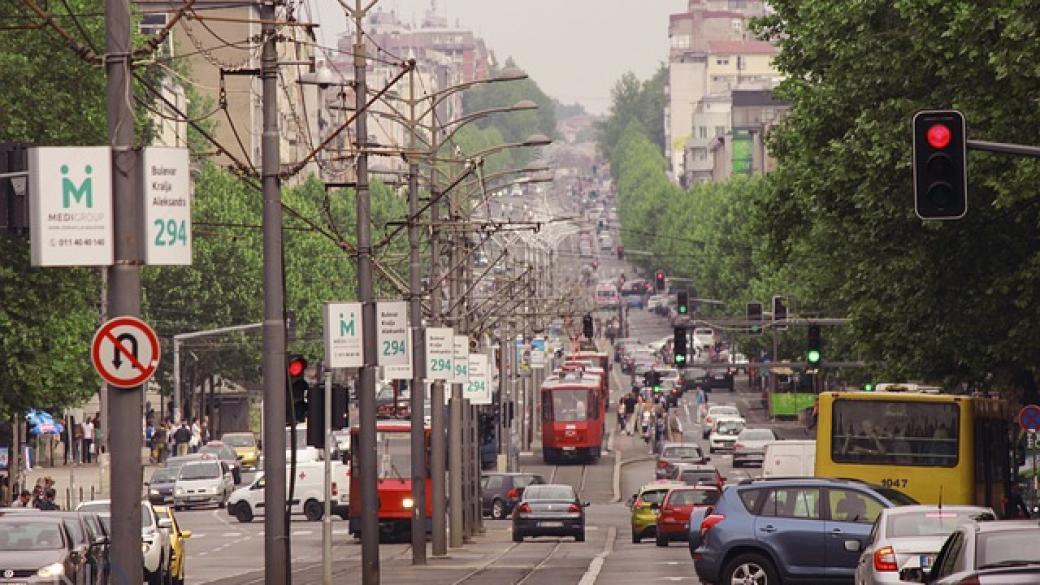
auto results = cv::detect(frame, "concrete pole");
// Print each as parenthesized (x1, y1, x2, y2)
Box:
(429, 65, 448, 557)
(352, 2, 380, 582)
(173, 339, 181, 423)
(406, 67, 427, 565)
(104, 1, 143, 584)
(448, 232, 464, 547)
(258, 3, 289, 585)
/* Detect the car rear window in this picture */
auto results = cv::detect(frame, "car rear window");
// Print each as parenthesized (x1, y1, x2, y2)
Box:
(663, 446, 702, 459)
(976, 529, 1040, 568)
(738, 488, 767, 513)
(680, 471, 718, 485)
(887, 510, 994, 538)
(874, 487, 919, 506)
(514, 475, 543, 488)
(639, 488, 670, 504)
(668, 489, 719, 506)
(524, 485, 574, 501)
(738, 429, 776, 441)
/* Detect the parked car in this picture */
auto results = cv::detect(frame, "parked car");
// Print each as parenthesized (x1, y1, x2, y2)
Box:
(901, 520, 1040, 584)
(76, 499, 171, 585)
(153, 506, 192, 585)
(511, 484, 588, 542)
(692, 327, 716, 349)
(628, 481, 683, 543)
(0, 509, 100, 585)
(656, 442, 710, 479)
(77, 511, 110, 585)
(197, 441, 243, 484)
(0, 514, 88, 585)
(654, 486, 720, 546)
(227, 462, 350, 523)
(708, 417, 746, 452)
(732, 428, 779, 467)
(220, 432, 260, 469)
(702, 405, 742, 439)
(147, 466, 179, 505)
(481, 472, 546, 519)
(174, 460, 236, 510)
(691, 477, 917, 585)
(762, 440, 816, 478)
(855, 505, 994, 585)
(670, 463, 725, 490)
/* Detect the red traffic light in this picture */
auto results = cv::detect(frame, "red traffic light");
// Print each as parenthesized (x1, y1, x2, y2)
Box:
(926, 124, 951, 149)
(287, 357, 307, 377)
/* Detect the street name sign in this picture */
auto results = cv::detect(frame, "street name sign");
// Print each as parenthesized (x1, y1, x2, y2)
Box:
(453, 335, 470, 385)
(425, 327, 454, 380)
(91, 316, 161, 388)
(142, 147, 192, 265)
(382, 331, 413, 380)
(29, 147, 113, 266)
(375, 301, 409, 366)
(323, 302, 363, 368)
(466, 353, 491, 405)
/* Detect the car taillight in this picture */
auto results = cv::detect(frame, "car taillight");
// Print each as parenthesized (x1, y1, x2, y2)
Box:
(634, 499, 644, 508)
(734, 443, 745, 449)
(331, 482, 338, 497)
(873, 546, 898, 572)
(656, 460, 669, 469)
(506, 488, 520, 499)
(517, 503, 531, 514)
(568, 504, 581, 513)
(700, 513, 724, 536)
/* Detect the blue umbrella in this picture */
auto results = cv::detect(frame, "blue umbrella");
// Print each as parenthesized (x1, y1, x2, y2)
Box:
(26, 409, 64, 436)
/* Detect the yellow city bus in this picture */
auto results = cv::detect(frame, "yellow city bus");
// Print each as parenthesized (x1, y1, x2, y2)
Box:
(815, 390, 1013, 507)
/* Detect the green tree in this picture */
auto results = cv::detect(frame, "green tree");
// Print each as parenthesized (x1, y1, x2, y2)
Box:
(596, 65, 667, 165)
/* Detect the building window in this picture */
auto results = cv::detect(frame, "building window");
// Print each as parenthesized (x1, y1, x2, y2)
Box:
(670, 34, 690, 49)
(731, 18, 743, 32)
(699, 126, 708, 138)
(715, 57, 730, 65)
(715, 126, 726, 137)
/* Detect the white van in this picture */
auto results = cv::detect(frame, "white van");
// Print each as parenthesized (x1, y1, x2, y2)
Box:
(227, 458, 349, 523)
(761, 440, 816, 478)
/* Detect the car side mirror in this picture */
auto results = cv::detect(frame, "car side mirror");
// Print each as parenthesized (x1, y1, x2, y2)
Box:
(180, 530, 192, 539)
(898, 567, 925, 583)
(843, 539, 861, 553)
(157, 517, 173, 529)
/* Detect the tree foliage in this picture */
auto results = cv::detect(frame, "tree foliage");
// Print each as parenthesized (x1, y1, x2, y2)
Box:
(596, 65, 667, 165)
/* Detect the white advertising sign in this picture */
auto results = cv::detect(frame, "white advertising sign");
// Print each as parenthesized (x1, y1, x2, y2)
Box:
(530, 336, 546, 368)
(29, 147, 113, 266)
(375, 301, 409, 366)
(425, 327, 454, 380)
(466, 354, 491, 405)
(323, 302, 363, 368)
(382, 330, 413, 380)
(142, 147, 192, 265)
(453, 335, 470, 385)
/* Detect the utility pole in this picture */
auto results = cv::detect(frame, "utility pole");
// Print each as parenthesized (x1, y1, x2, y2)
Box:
(352, 2, 380, 582)
(448, 201, 464, 547)
(406, 66, 427, 565)
(429, 65, 448, 557)
(258, 2, 288, 585)
(105, 2, 143, 585)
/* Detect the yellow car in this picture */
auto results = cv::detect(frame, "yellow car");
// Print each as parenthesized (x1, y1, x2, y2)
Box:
(154, 506, 192, 585)
(628, 481, 682, 543)
(221, 432, 260, 469)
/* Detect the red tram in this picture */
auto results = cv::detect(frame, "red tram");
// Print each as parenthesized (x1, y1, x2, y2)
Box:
(349, 420, 432, 540)
(540, 370, 604, 463)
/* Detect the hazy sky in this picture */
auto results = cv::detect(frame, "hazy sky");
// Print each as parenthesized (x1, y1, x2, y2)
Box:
(310, 0, 687, 115)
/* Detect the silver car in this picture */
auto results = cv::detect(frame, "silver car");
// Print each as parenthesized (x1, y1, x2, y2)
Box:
(732, 428, 778, 467)
(854, 505, 994, 585)
(174, 460, 236, 509)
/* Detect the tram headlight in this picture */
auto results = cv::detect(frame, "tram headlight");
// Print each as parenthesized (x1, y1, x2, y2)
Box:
(402, 497, 415, 509)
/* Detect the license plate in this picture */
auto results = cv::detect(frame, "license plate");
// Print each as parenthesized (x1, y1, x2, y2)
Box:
(539, 521, 564, 528)
(921, 555, 934, 569)
(562, 447, 576, 451)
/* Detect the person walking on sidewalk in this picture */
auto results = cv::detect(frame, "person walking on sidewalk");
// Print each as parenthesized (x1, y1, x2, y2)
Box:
(173, 422, 192, 456)
(190, 418, 202, 452)
(616, 398, 626, 433)
(71, 420, 82, 464)
(81, 417, 95, 464)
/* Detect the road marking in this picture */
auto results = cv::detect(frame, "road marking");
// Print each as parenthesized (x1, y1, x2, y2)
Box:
(292, 530, 313, 536)
(221, 532, 242, 537)
(577, 525, 615, 585)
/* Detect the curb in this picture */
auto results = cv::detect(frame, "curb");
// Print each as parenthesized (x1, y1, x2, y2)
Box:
(611, 453, 656, 503)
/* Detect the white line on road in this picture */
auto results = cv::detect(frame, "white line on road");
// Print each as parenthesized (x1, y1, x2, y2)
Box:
(221, 532, 242, 537)
(292, 530, 312, 536)
(577, 525, 616, 585)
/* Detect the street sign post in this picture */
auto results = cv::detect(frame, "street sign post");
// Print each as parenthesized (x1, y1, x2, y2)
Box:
(466, 354, 491, 405)
(323, 302, 364, 368)
(382, 331, 414, 380)
(425, 328, 454, 380)
(90, 316, 160, 388)
(375, 301, 409, 366)
(452, 336, 470, 385)
(141, 147, 192, 265)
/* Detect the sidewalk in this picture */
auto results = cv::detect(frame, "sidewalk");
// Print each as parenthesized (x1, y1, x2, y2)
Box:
(21, 457, 160, 508)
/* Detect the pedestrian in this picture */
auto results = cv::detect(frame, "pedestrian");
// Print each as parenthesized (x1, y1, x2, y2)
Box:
(81, 417, 94, 464)
(1004, 484, 1031, 519)
(694, 386, 707, 423)
(71, 420, 83, 464)
(152, 423, 168, 463)
(667, 408, 683, 442)
(624, 391, 638, 435)
(174, 421, 192, 456)
(11, 490, 32, 508)
(35, 487, 59, 511)
(616, 398, 626, 432)
(190, 417, 202, 452)
(201, 415, 210, 445)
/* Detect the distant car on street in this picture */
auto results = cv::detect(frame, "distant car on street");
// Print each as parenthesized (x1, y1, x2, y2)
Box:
(656, 442, 710, 479)
(654, 486, 719, 546)
(702, 405, 742, 439)
(512, 484, 588, 542)
(732, 428, 779, 467)
(481, 472, 546, 519)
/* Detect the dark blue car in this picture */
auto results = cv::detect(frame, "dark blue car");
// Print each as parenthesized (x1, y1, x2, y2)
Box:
(690, 477, 916, 584)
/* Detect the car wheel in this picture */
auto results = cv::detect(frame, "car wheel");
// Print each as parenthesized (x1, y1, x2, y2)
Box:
(234, 503, 254, 523)
(304, 499, 324, 521)
(575, 529, 585, 542)
(512, 530, 523, 543)
(491, 499, 506, 520)
(656, 532, 668, 547)
(147, 561, 163, 585)
(337, 510, 349, 521)
(722, 552, 779, 585)
(709, 446, 715, 454)
(631, 532, 640, 544)
(218, 494, 227, 509)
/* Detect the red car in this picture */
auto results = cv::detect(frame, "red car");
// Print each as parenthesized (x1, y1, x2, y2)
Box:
(654, 486, 720, 547)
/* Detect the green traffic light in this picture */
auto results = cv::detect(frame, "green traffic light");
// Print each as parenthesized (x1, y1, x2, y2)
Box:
(654, 386, 661, 393)
(864, 383, 874, 392)
(675, 354, 686, 364)
(679, 305, 688, 314)
(807, 349, 821, 364)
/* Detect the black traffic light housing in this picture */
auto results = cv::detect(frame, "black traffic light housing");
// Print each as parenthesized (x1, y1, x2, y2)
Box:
(746, 301, 763, 335)
(913, 110, 967, 220)
(643, 370, 662, 392)
(677, 291, 689, 315)
(582, 314, 594, 339)
(673, 327, 688, 366)
(287, 354, 309, 424)
(772, 295, 788, 331)
(807, 324, 822, 365)
(306, 383, 349, 448)
(655, 270, 666, 292)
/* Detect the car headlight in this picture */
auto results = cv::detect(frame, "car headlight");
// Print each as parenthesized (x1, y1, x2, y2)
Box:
(401, 498, 414, 509)
(175, 487, 185, 495)
(37, 563, 65, 578)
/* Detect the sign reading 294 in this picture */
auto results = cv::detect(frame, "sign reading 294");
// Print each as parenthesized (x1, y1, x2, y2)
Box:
(153, 218, 188, 247)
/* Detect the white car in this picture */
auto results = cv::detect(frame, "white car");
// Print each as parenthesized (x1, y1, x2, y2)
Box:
(708, 417, 746, 453)
(702, 405, 742, 439)
(78, 499, 170, 585)
(173, 460, 236, 509)
(646, 295, 668, 311)
(692, 327, 716, 349)
(732, 427, 778, 467)
(228, 459, 350, 523)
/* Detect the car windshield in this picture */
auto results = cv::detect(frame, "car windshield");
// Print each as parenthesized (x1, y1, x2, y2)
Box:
(738, 429, 776, 441)
(663, 446, 702, 459)
(377, 432, 412, 480)
(151, 468, 178, 482)
(887, 509, 994, 537)
(0, 520, 64, 550)
(524, 485, 575, 501)
(976, 530, 1040, 568)
(222, 434, 254, 447)
(179, 462, 221, 480)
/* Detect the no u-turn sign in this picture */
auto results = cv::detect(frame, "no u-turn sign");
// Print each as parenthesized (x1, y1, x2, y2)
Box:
(91, 316, 161, 388)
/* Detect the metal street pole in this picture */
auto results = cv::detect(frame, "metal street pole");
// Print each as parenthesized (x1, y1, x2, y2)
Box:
(105, 2, 144, 585)
(448, 227, 464, 547)
(429, 65, 448, 557)
(406, 67, 427, 565)
(322, 373, 333, 585)
(352, 2, 380, 583)
(259, 3, 289, 585)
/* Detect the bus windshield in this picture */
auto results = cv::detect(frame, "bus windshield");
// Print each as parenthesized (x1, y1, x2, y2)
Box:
(831, 399, 959, 467)
(552, 389, 591, 422)
(377, 432, 412, 480)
